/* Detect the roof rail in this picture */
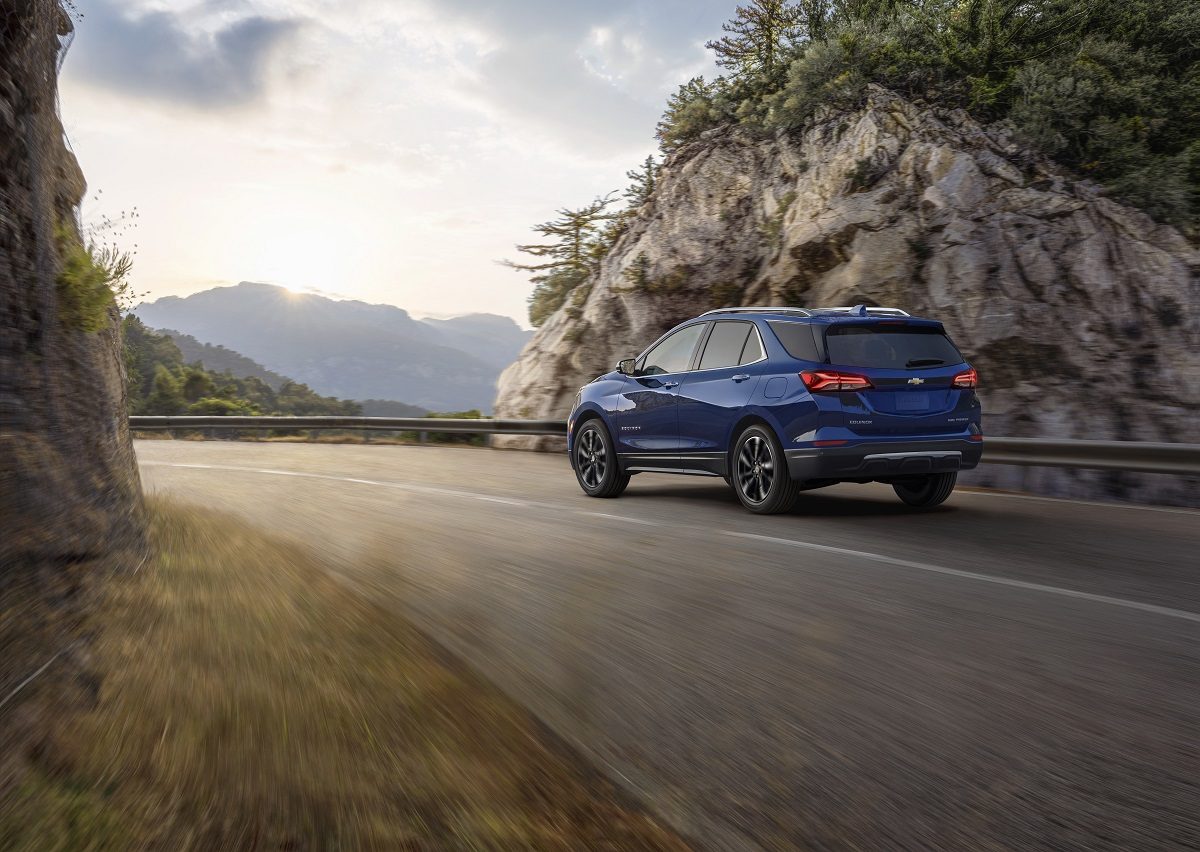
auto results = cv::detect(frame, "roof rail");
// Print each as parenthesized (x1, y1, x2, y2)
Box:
(699, 306, 813, 317)
(809, 305, 910, 317)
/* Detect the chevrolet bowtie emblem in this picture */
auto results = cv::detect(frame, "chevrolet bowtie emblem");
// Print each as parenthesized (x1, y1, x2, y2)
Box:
(908, 377, 925, 385)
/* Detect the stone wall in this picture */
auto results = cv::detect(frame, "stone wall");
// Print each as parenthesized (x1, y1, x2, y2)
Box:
(0, 0, 143, 781)
(495, 86, 1199, 506)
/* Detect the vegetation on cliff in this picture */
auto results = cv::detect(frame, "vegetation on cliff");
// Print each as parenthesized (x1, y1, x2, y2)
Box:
(664, 0, 1200, 229)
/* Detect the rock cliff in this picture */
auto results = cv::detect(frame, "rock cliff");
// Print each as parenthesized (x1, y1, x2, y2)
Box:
(495, 85, 1199, 505)
(0, 0, 142, 769)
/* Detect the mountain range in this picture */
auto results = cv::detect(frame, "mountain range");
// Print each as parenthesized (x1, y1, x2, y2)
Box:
(134, 283, 531, 411)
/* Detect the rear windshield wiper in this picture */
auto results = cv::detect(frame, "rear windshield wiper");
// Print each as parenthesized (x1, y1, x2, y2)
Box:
(905, 358, 946, 368)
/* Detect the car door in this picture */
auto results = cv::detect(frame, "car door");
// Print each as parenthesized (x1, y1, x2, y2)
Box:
(616, 322, 708, 467)
(677, 320, 765, 475)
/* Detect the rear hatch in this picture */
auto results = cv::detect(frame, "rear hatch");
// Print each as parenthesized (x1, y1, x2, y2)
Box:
(822, 322, 972, 437)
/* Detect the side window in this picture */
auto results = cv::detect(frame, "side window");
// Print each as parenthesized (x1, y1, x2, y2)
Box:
(640, 323, 707, 375)
(739, 326, 765, 365)
(698, 321, 753, 370)
(767, 320, 821, 362)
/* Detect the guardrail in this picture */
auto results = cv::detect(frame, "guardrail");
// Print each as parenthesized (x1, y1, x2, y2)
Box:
(128, 417, 1200, 476)
(130, 416, 566, 435)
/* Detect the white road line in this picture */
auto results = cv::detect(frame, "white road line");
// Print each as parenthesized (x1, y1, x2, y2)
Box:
(580, 512, 664, 527)
(956, 487, 1199, 516)
(140, 461, 538, 509)
(724, 531, 1200, 624)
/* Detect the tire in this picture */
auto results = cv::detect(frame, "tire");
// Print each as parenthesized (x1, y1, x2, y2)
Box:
(892, 472, 957, 508)
(573, 420, 630, 498)
(732, 425, 798, 514)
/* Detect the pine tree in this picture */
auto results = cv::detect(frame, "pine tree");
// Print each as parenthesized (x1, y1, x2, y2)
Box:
(504, 195, 617, 326)
(624, 155, 660, 207)
(705, 0, 808, 80)
(656, 76, 718, 151)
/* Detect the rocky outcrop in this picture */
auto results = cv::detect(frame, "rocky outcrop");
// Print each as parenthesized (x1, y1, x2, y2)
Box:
(495, 85, 1199, 505)
(0, 0, 142, 774)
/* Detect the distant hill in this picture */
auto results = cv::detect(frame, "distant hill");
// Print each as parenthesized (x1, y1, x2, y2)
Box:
(160, 328, 290, 390)
(134, 283, 531, 411)
(359, 399, 428, 417)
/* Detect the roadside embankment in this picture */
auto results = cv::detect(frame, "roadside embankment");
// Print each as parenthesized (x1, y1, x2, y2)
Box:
(0, 498, 685, 851)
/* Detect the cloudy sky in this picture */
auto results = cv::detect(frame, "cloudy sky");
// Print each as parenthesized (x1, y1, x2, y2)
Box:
(60, 0, 733, 325)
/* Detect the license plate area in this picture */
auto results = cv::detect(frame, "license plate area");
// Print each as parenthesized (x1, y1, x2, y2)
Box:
(896, 392, 930, 411)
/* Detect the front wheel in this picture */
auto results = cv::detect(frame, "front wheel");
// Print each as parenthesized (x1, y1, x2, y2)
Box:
(892, 472, 957, 508)
(732, 425, 798, 514)
(573, 420, 630, 498)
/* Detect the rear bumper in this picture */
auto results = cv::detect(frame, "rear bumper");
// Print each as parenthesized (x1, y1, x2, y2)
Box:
(785, 438, 983, 482)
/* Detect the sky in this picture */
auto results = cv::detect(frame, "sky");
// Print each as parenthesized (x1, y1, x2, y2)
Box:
(59, 0, 733, 326)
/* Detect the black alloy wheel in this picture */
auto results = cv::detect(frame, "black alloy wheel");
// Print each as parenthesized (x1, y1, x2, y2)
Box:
(573, 421, 630, 498)
(732, 425, 798, 514)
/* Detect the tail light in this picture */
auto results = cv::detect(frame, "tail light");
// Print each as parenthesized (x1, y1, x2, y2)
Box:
(800, 370, 873, 392)
(952, 367, 978, 389)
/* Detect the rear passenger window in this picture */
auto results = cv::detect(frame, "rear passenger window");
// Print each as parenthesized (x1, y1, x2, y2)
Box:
(768, 321, 821, 362)
(698, 321, 753, 370)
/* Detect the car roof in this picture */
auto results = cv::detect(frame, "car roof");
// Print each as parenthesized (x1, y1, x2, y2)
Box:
(697, 306, 943, 325)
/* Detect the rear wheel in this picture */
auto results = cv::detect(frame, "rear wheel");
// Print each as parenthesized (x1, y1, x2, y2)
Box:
(732, 425, 798, 514)
(573, 420, 630, 498)
(892, 472, 957, 508)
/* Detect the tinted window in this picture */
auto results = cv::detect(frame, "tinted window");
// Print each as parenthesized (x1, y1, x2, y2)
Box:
(640, 323, 706, 375)
(698, 321, 753, 370)
(825, 325, 963, 369)
(768, 321, 821, 361)
(739, 326, 764, 364)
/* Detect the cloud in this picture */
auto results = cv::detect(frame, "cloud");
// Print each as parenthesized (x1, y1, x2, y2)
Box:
(67, 0, 306, 107)
(385, 0, 730, 157)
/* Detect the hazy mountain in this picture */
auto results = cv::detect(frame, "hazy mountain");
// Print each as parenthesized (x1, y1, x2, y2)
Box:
(421, 314, 532, 369)
(134, 283, 531, 411)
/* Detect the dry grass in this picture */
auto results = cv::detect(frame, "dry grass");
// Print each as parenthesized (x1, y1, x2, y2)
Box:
(1, 498, 685, 851)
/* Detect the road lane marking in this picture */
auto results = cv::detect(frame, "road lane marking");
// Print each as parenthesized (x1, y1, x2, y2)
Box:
(580, 512, 664, 527)
(724, 531, 1200, 624)
(139, 461, 540, 509)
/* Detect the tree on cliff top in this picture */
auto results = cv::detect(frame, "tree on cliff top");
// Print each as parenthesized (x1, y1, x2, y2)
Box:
(706, 0, 809, 81)
(624, 156, 661, 207)
(504, 195, 616, 326)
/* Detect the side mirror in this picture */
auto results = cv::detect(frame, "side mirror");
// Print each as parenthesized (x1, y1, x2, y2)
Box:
(617, 358, 637, 376)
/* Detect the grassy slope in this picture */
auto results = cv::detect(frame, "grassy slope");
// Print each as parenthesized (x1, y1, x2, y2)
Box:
(1, 499, 684, 851)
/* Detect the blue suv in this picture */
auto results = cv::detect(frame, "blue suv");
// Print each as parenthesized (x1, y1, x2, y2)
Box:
(567, 306, 982, 513)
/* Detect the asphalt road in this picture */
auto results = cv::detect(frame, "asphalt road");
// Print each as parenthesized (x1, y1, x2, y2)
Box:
(136, 440, 1200, 850)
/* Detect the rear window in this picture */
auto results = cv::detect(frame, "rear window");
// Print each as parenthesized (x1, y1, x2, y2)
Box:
(825, 325, 963, 369)
(768, 321, 822, 362)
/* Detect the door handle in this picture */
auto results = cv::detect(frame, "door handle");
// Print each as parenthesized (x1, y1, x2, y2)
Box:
(663, 380, 679, 389)
(731, 374, 751, 382)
